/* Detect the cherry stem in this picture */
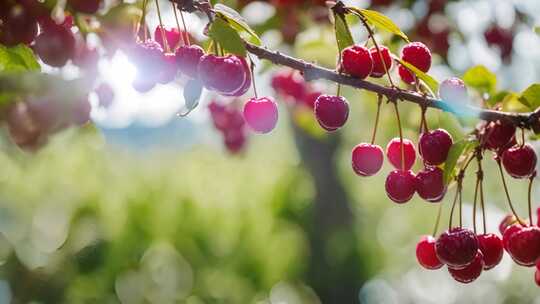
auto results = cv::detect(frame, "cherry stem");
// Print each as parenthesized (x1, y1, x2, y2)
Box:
(449, 177, 461, 229)
(137, 0, 149, 40)
(249, 56, 258, 98)
(472, 170, 480, 234)
(172, 2, 184, 47)
(336, 83, 342, 97)
(432, 201, 443, 237)
(477, 152, 487, 234)
(528, 174, 535, 226)
(154, 0, 170, 52)
(521, 127, 525, 147)
(420, 106, 428, 134)
(370, 94, 382, 145)
(179, 10, 191, 45)
(392, 101, 405, 171)
(496, 159, 526, 226)
(459, 183, 463, 228)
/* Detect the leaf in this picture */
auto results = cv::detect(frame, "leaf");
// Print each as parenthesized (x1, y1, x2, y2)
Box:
(518, 84, 540, 110)
(488, 90, 513, 107)
(208, 17, 247, 57)
(349, 8, 409, 42)
(443, 138, 478, 184)
(214, 4, 262, 46)
(183, 79, 202, 111)
(396, 58, 439, 93)
(333, 12, 354, 52)
(535, 26, 540, 36)
(0, 44, 40, 72)
(502, 92, 530, 113)
(463, 65, 497, 95)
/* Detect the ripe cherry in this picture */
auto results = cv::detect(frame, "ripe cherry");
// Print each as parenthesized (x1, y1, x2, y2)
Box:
(416, 235, 443, 270)
(399, 42, 432, 83)
(416, 166, 446, 202)
(129, 40, 164, 75)
(176, 45, 204, 79)
(158, 52, 179, 84)
(154, 25, 181, 50)
(439, 77, 468, 103)
(477, 233, 504, 270)
(398, 65, 416, 84)
(243, 97, 279, 134)
(34, 22, 75, 67)
(386, 138, 416, 170)
(314, 95, 349, 131)
(340, 45, 373, 79)
(6, 102, 44, 151)
(435, 227, 479, 269)
(351, 143, 384, 177)
(224, 129, 247, 154)
(198, 54, 251, 96)
(271, 71, 306, 100)
(448, 251, 484, 284)
(418, 128, 453, 166)
(501, 144, 537, 179)
(67, 0, 101, 14)
(369, 46, 392, 78)
(535, 270, 540, 287)
(0, 4, 38, 46)
(484, 120, 516, 152)
(505, 225, 540, 267)
(498, 214, 517, 235)
(302, 91, 321, 109)
(502, 223, 522, 251)
(385, 169, 416, 203)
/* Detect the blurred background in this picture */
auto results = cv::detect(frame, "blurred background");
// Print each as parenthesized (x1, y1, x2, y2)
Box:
(1, 0, 540, 303)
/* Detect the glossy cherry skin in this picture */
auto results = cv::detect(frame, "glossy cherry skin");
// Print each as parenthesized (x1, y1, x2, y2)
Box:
(502, 223, 522, 251)
(416, 166, 446, 202)
(243, 97, 278, 134)
(505, 225, 540, 267)
(499, 214, 518, 235)
(501, 144, 537, 179)
(386, 138, 416, 170)
(439, 77, 467, 103)
(314, 95, 349, 131)
(398, 65, 416, 84)
(198, 54, 251, 96)
(484, 120, 516, 152)
(416, 235, 443, 270)
(34, 23, 75, 67)
(399, 42, 432, 83)
(351, 143, 384, 177)
(385, 169, 416, 203)
(175, 45, 204, 79)
(154, 25, 181, 50)
(67, 0, 101, 14)
(418, 129, 453, 166)
(435, 227, 479, 269)
(271, 71, 307, 100)
(369, 46, 392, 78)
(477, 233, 504, 270)
(448, 251, 484, 284)
(340, 45, 373, 79)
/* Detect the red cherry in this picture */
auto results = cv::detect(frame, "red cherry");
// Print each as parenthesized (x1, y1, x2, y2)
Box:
(34, 22, 75, 67)
(6, 102, 45, 150)
(385, 169, 416, 203)
(416, 166, 446, 202)
(535, 270, 540, 286)
(537, 207, 540, 227)
(209, 102, 245, 132)
(158, 52, 179, 84)
(483, 120, 516, 152)
(386, 138, 416, 170)
(128, 40, 164, 75)
(398, 65, 416, 84)
(340, 45, 373, 79)
(243, 97, 278, 134)
(314, 95, 349, 131)
(198, 54, 251, 96)
(302, 91, 321, 109)
(399, 42, 432, 84)
(369, 46, 392, 78)
(67, 0, 101, 14)
(501, 144, 537, 179)
(435, 227, 479, 269)
(502, 223, 522, 250)
(0, 4, 38, 46)
(439, 77, 468, 103)
(498, 214, 518, 235)
(154, 25, 181, 50)
(477, 233, 503, 270)
(416, 235, 443, 270)
(72, 41, 99, 69)
(448, 251, 484, 284)
(271, 71, 307, 100)
(418, 128, 453, 166)
(351, 143, 384, 177)
(224, 129, 246, 154)
(505, 225, 540, 267)
(175, 45, 204, 79)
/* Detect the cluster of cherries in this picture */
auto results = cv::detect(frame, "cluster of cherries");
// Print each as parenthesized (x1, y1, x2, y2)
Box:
(208, 101, 248, 154)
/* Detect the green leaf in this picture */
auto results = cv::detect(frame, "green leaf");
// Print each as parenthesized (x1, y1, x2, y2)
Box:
(443, 138, 478, 184)
(333, 12, 354, 52)
(208, 17, 247, 57)
(463, 65, 496, 95)
(0, 44, 40, 72)
(214, 4, 262, 46)
(396, 58, 439, 93)
(518, 84, 540, 110)
(488, 90, 513, 107)
(535, 26, 540, 36)
(502, 92, 530, 113)
(350, 8, 409, 42)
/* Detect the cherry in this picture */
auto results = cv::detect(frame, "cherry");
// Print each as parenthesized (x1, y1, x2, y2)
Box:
(538, 207, 540, 227)
(26, 98, 69, 134)
(501, 144, 537, 179)
(477, 233, 504, 270)
(498, 214, 517, 235)
(351, 143, 384, 177)
(302, 91, 321, 109)
(439, 77, 468, 103)
(399, 42, 432, 84)
(435, 227, 479, 269)
(128, 40, 164, 75)
(198, 54, 251, 96)
(502, 223, 522, 251)
(271, 71, 306, 100)
(484, 25, 513, 61)
(34, 22, 75, 67)
(95, 83, 114, 108)
(132, 73, 156, 93)
(67, 0, 101, 14)
(158, 52, 179, 84)
(369, 46, 392, 78)
(385, 169, 416, 203)
(209, 102, 245, 132)
(0, 4, 38, 46)
(448, 251, 484, 284)
(340, 45, 373, 79)
(6, 102, 44, 150)
(224, 129, 246, 154)
(72, 41, 99, 69)
(313, 95, 349, 131)
(154, 25, 181, 50)
(175, 45, 204, 79)
(418, 128, 453, 165)
(398, 65, 416, 84)
(416, 166, 446, 202)
(386, 138, 416, 170)
(71, 97, 92, 126)
(243, 97, 279, 134)
(535, 270, 540, 287)
(505, 225, 540, 267)
(416, 235, 443, 270)
(483, 120, 516, 152)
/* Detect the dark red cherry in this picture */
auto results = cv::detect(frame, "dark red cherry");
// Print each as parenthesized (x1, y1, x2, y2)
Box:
(175, 45, 204, 79)
(499, 214, 518, 235)
(448, 251, 484, 284)
(224, 129, 246, 154)
(398, 65, 416, 84)
(435, 227, 479, 269)
(502, 144, 537, 179)
(416, 166, 446, 202)
(483, 120, 516, 152)
(271, 71, 307, 100)
(505, 225, 540, 267)
(340, 45, 373, 79)
(6, 102, 45, 150)
(385, 169, 416, 203)
(34, 22, 75, 67)
(351, 143, 384, 177)
(369, 46, 392, 78)
(386, 138, 416, 170)
(416, 235, 443, 270)
(418, 128, 453, 165)
(0, 4, 38, 46)
(154, 25, 181, 50)
(477, 233, 503, 270)
(198, 54, 251, 96)
(399, 42, 432, 84)
(314, 95, 349, 131)
(535, 270, 540, 286)
(502, 223, 522, 251)
(243, 97, 278, 134)
(67, 0, 101, 14)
